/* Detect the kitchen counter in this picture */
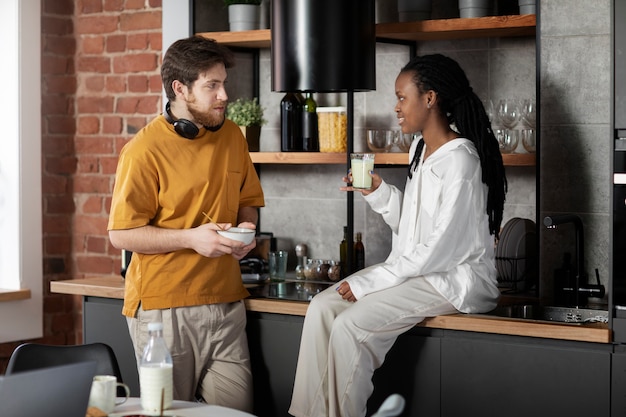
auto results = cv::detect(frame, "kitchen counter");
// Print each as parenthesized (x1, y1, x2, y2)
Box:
(51, 276, 611, 343)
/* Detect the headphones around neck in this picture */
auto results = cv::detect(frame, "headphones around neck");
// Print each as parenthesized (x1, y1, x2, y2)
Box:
(164, 102, 225, 139)
(164, 101, 200, 139)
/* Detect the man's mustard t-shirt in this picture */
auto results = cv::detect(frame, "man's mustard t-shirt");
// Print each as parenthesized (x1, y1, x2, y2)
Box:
(108, 115, 265, 317)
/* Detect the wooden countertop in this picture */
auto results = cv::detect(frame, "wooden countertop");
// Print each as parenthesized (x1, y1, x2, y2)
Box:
(50, 277, 611, 344)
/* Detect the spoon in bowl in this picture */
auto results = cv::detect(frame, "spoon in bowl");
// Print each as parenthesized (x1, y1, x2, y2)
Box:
(202, 211, 224, 230)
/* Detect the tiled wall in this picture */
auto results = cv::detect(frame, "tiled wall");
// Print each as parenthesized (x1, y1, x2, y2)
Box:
(539, 0, 611, 303)
(250, 34, 537, 270)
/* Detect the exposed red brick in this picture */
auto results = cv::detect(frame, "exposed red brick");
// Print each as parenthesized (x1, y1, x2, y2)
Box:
(113, 53, 159, 73)
(45, 236, 72, 255)
(117, 95, 160, 114)
(42, 16, 74, 36)
(48, 115, 77, 135)
(148, 32, 162, 50)
(41, 175, 69, 195)
(77, 156, 100, 174)
(44, 36, 77, 55)
(78, 116, 100, 134)
(42, 56, 71, 75)
(76, 15, 119, 35)
(107, 34, 127, 53)
(73, 215, 110, 235)
(85, 75, 106, 92)
(42, 135, 75, 156)
(128, 75, 149, 92)
(75, 135, 115, 154)
(47, 195, 76, 214)
(127, 33, 150, 51)
(82, 36, 105, 54)
(149, 74, 162, 93)
(44, 75, 77, 94)
(45, 156, 78, 176)
(77, 96, 115, 113)
(82, 196, 105, 215)
(44, 0, 74, 15)
(106, 75, 128, 93)
(103, 116, 124, 134)
(42, 96, 72, 114)
(80, 0, 104, 14)
(127, 0, 154, 10)
(101, 156, 120, 175)
(77, 55, 111, 73)
(74, 175, 112, 194)
(104, 0, 125, 12)
(76, 255, 118, 275)
(85, 235, 108, 253)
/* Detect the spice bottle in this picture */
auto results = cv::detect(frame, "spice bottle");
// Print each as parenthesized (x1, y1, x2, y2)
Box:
(354, 232, 365, 271)
(140, 322, 173, 413)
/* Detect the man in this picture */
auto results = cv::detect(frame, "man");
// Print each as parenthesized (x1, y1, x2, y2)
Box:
(108, 36, 264, 412)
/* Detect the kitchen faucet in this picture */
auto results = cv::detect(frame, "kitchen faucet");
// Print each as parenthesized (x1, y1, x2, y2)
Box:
(543, 214, 605, 308)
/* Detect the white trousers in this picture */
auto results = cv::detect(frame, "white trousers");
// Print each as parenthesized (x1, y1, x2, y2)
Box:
(289, 276, 456, 417)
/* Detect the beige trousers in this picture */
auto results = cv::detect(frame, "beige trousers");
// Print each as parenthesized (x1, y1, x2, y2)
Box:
(127, 301, 253, 413)
(289, 277, 456, 417)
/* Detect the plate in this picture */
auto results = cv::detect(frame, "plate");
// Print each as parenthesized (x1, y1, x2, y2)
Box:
(500, 218, 535, 284)
(496, 218, 520, 281)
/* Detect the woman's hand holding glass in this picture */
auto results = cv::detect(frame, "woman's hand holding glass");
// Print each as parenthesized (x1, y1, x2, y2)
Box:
(340, 169, 382, 195)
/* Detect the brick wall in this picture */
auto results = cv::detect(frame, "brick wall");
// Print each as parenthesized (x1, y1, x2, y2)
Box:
(0, 0, 162, 372)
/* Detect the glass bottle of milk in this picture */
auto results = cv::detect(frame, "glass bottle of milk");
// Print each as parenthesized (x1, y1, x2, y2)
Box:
(140, 322, 173, 413)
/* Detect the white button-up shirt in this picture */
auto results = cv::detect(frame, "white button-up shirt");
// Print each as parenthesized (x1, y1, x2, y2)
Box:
(346, 138, 500, 313)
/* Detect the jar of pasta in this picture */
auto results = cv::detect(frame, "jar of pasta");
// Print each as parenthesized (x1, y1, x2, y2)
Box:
(317, 107, 347, 153)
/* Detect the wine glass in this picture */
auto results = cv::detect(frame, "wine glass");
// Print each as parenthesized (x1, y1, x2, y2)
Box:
(520, 99, 536, 129)
(496, 99, 521, 130)
(521, 129, 536, 153)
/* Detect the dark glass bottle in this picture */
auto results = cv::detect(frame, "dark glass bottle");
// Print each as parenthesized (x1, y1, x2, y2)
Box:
(340, 226, 348, 278)
(354, 232, 365, 271)
(302, 92, 319, 151)
(280, 93, 303, 151)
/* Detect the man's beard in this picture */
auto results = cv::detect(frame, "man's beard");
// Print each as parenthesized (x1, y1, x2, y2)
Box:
(187, 101, 226, 128)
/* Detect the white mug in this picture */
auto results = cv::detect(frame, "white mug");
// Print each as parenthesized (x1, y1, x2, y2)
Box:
(88, 375, 130, 414)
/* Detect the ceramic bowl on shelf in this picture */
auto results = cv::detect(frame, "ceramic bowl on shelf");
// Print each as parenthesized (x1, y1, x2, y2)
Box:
(217, 227, 256, 245)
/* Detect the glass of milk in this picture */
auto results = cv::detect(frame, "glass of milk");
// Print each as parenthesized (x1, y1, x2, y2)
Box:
(350, 153, 375, 189)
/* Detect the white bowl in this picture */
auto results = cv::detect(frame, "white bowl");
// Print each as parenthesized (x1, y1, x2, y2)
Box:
(217, 227, 255, 245)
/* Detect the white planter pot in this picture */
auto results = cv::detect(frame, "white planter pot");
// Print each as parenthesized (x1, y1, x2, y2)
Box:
(459, 0, 491, 18)
(228, 4, 260, 32)
(518, 0, 536, 15)
(397, 0, 432, 22)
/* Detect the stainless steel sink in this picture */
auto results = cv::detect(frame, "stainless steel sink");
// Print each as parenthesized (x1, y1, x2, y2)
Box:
(485, 305, 608, 324)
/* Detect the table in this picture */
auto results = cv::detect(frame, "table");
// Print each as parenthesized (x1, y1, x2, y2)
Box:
(109, 398, 256, 417)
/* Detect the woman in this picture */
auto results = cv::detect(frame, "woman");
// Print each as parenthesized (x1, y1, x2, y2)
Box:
(288, 54, 507, 417)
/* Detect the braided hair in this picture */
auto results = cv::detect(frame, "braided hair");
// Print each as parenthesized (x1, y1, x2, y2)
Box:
(402, 54, 507, 238)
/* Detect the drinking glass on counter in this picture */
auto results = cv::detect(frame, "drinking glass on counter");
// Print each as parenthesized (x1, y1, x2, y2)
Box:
(269, 250, 288, 282)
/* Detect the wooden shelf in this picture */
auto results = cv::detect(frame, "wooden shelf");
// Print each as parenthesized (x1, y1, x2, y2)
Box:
(196, 14, 536, 48)
(250, 152, 535, 166)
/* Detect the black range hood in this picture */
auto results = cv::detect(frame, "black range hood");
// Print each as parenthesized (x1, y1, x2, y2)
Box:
(270, 0, 376, 93)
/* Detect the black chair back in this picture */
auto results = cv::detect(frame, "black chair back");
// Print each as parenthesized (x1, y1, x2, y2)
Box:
(6, 342, 125, 395)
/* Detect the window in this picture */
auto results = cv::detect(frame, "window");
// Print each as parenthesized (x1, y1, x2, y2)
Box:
(0, 0, 43, 343)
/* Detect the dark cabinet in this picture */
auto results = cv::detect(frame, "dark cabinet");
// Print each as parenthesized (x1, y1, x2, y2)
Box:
(83, 296, 615, 417)
(441, 331, 611, 417)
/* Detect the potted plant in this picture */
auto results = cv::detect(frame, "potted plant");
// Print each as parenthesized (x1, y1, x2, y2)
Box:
(226, 97, 266, 151)
(224, 0, 262, 31)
